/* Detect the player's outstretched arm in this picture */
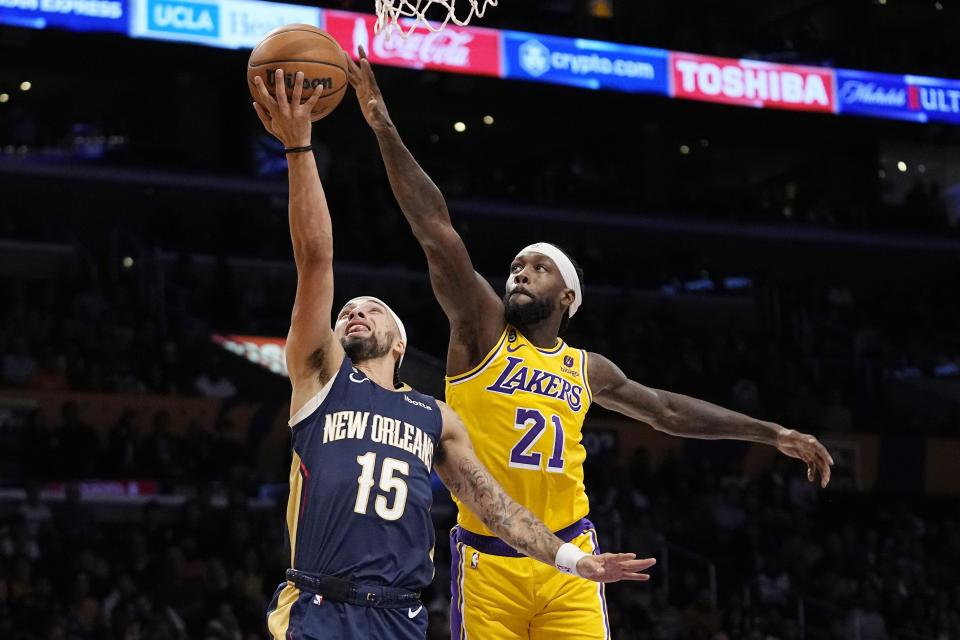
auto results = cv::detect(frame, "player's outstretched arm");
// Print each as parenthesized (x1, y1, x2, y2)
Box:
(253, 71, 344, 404)
(588, 352, 834, 487)
(433, 402, 656, 583)
(345, 48, 504, 372)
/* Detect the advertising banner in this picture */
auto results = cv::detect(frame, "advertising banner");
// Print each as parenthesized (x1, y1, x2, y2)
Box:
(671, 51, 836, 113)
(212, 333, 288, 377)
(835, 69, 960, 124)
(129, 0, 320, 48)
(325, 9, 501, 77)
(0, 0, 127, 33)
(835, 69, 915, 121)
(502, 30, 669, 94)
(904, 74, 960, 124)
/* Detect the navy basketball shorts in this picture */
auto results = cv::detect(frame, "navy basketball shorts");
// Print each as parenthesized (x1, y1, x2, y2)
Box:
(267, 581, 428, 640)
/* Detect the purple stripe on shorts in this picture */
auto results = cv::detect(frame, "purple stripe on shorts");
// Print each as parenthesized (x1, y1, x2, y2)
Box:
(586, 528, 611, 639)
(453, 517, 595, 557)
(449, 530, 465, 640)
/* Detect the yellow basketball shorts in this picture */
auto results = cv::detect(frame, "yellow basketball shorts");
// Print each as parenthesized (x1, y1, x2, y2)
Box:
(449, 518, 610, 640)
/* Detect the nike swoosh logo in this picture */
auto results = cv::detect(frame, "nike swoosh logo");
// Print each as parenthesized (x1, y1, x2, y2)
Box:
(407, 604, 423, 618)
(506, 344, 527, 353)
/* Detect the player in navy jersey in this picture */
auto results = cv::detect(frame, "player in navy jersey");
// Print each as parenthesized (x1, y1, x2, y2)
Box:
(251, 71, 656, 640)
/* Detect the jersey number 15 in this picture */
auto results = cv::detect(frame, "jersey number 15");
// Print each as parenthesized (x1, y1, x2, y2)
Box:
(354, 452, 409, 521)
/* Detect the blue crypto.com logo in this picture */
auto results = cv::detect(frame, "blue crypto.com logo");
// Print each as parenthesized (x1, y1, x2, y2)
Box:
(518, 39, 551, 77)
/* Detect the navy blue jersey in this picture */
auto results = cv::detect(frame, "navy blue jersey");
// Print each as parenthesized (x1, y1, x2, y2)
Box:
(284, 356, 444, 592)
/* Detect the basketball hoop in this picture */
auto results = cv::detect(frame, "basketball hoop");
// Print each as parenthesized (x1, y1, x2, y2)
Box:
(374, 0, 498, 38)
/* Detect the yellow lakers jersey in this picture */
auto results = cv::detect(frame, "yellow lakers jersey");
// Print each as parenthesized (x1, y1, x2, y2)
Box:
(445, 325, 592, 535)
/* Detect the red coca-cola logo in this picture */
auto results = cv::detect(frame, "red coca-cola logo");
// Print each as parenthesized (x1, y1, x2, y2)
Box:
(325, 9, 501, 77)
(372, 29, 474, 68)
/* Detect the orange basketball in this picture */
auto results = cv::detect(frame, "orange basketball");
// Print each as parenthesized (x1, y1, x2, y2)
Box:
(247, 24, 348, 122)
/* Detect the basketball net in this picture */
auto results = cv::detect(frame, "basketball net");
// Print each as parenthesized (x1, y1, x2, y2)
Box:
(374, 0, 498, 38)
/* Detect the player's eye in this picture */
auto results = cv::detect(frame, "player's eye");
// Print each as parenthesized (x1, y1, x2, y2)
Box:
(536, 264, 545, 271)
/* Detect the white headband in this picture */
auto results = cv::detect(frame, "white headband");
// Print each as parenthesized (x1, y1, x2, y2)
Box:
(514, 242, 582, 317)
(344, 296, 407, 366)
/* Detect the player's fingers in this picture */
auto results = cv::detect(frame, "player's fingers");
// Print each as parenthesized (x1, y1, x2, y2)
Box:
(819, 453, 832, 487)
(808, 448, 831, 485)
(252, 102, 271, 126)
(346, 55, 362, 86)
(359, 44, 368, 60)
(621, 557, 656, 570)
(616, 573, 652, 581)
(360, 56, 377, 84)
(816, 442, 834, 467)
(253, 76, 278, 110)
(274, 69, 290, 114)
(291, 71, 304, 109)
(305, 83, 324, 110)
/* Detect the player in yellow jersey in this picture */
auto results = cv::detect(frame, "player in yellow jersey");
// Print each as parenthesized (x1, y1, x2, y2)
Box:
(348, 49, 834, 640)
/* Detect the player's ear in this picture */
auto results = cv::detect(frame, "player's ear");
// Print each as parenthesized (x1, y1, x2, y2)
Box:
(559, 287, 575, 310)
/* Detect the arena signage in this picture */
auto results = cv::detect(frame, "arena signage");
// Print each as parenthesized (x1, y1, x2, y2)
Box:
(324, 9, 502, 77)
(904, 75, 960, 124)
(501, 30, 669, 95)
(835, 69, 915, 121)
(130, 0, 318, 47)
(5, 0, 960, 125)
(670, 52, 836, 113)
(0, 0, 127, 32)
(835, 69, 960, 124)
(212, 333, 288, 377)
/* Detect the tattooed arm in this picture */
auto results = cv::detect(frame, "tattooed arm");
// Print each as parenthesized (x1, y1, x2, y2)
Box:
(433, 402, 655, 583)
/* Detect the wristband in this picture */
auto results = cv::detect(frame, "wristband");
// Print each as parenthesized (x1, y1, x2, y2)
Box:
(284, 145, 312, 154)
(555, 542, 588, 577)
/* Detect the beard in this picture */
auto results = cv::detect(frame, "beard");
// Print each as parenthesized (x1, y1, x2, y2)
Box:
(341, 334, 392, 364)
(503, 291, 555, 330)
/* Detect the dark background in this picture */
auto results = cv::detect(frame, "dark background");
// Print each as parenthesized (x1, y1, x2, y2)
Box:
(1, 1, 959, 639)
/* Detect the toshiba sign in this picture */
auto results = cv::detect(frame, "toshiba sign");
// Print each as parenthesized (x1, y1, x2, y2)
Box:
(671, 52, 836, 113)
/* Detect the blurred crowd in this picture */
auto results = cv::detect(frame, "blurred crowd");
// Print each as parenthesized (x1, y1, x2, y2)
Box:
(3, 3, 960, 638)
(1, 453, 959, 640)
(2, 239, 957, 441)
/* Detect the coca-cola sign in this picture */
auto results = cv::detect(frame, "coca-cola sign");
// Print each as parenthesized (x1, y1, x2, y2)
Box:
(324, 9, 501, 76)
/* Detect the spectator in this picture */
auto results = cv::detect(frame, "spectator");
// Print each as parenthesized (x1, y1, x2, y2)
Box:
(2, 335, 38, 387)
(138, 410, 181, 481)
(193, 354, 238, 399)
(25, 347, 70, 391)
(56, 401, 100, 479)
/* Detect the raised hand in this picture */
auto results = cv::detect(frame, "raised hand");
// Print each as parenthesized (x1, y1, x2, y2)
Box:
(345, 45, 394, 133)
(576, 554, 656, 583)
(252, 69, 323, 148)
(776, 428, 834, 488)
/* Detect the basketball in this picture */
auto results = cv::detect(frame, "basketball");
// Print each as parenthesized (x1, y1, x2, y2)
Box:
(247, 24, 349, 122)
